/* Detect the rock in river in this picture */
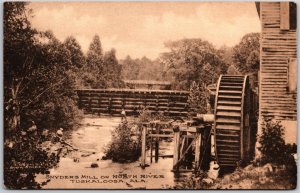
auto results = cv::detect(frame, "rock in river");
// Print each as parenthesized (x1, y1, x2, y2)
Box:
(91, 163, 99, 168)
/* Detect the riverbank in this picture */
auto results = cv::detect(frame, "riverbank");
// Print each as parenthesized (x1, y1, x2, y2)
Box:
(175, 162, 297, 189)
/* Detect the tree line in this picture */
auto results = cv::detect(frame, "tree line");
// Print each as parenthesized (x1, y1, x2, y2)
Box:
(122, 34, 260, 90)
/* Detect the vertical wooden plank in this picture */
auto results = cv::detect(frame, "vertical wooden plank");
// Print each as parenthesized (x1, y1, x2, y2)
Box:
(194, 131, 202, 172)
(155, 141, 159, 162)
(280, 2, 290, 30)
(179, 136, 185, 159)
(150, 127, 153, 163)
(141, 126, 147, 168)
(173, 126, 180, 170)
(155, 123, 160, 162)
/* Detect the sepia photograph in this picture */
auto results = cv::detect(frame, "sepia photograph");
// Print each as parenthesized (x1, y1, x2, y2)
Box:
(3, 1, 297, 190)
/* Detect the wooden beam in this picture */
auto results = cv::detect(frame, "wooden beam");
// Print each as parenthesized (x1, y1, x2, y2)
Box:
(179, 136, 186, 159)
(155, 141, 159, 162)
(173, 127, 181, 170)
(194, 131, 202, 172)
(150, 127, 153, 163)
(148, 134, 173, 138)
(141, 126, 147, 168)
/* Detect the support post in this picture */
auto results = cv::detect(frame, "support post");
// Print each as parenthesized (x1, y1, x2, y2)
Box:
(150, 126, 153, 163)
(155, 141, 159, 162)
(141, 126, 147, 169)
(194, 127, 202, 173)
(155, 123, 160, 162)
(173, 126, 180, 171)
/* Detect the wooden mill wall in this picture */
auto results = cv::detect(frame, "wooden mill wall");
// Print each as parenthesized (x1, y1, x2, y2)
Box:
(76, 89, 189, 116)
(259, 2, 297, 121)
(258, 2, 297, 144)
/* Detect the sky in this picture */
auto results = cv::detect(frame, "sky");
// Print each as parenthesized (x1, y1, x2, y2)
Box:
(29, 2, 261, 60)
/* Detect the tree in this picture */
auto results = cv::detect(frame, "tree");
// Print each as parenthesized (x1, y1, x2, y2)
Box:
(86, 34, 103, 66)
(82, 34, 107, 88)
(218, 45, 234, 66)
(120, 56, 166, 81)
(4, 2, 37, 131)
(161, 38, 227, 90)
(227, 65, 241, 75)
(4, 3, 82, 189)
(63, 36, 86, 69)
(232, 33, 260, 74)
(4, 2, 82, 134)
(22, 30, 81, 130)
(138, 57, 165, 81)
(120, 55, 140, 80)
(103, 48, 124, 88)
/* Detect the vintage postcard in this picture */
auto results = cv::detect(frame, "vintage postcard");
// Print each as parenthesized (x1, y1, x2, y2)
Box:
(3, 1, 297, 190)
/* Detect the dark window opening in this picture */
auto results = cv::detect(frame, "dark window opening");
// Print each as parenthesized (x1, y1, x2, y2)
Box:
(290, 2, 297, 30)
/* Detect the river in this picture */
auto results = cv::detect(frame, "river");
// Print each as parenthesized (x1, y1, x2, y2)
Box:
(36, 116, 189, 189)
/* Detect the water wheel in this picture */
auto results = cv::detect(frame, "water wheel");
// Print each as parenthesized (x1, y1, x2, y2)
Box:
(213, 75, 251, 167)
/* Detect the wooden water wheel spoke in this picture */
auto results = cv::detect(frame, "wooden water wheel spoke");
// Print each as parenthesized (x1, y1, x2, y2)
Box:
(214, 75, 251, 167)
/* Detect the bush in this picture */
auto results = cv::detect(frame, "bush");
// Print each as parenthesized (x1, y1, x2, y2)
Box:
(259, 119, 296, 165)
(103, 123, 141, 163)
(103, 107, 173, 163)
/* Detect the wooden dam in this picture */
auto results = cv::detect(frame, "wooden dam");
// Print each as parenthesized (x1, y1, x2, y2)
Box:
(76, 88, 190, 117)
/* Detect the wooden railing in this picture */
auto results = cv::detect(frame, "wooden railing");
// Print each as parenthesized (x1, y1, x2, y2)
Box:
(76, 89, 190, 116)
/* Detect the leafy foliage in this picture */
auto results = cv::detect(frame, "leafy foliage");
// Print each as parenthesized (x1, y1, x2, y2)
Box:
(259, 119, 296, 165)
(103, 48, 124, 88)
(4, 2, 37, 131)
(103, 123, 141, 163)
(227, 64, 241, 75)
(232, 33, 260, 74)
(121, 55, 141, 80)
(4, 2, 82, 189)
(4, 131, 59, 189)
(63, 36, 86, 74)
(121, 56, 166, 81)
(188, 81, 209, 115)
(161, 38, 227, 90)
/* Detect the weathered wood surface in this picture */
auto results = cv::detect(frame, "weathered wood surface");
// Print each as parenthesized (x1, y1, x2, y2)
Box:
(260, 2, 297, 121)
(76, 89, 189, 116)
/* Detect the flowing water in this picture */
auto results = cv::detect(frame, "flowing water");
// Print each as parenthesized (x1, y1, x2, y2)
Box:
(36, 116, 188, 189)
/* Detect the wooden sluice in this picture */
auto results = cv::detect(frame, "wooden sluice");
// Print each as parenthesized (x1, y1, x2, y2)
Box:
(140, 120, 212, 173)
(76, 89, 189, 117)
